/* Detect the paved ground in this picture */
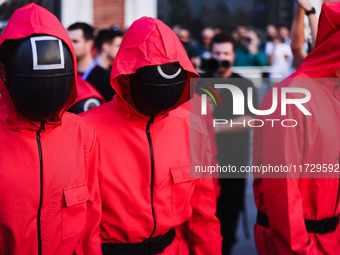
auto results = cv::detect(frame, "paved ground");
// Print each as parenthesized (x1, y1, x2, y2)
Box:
(231, 177, 258, 255)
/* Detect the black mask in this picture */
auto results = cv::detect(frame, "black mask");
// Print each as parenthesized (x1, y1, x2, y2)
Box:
(3, 35, 74, 121)
(130, 62, 187, 116)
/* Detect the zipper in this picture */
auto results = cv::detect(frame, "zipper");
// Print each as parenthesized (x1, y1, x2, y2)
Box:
(36, 121, 45, 255)
(146, 115, 156, 239)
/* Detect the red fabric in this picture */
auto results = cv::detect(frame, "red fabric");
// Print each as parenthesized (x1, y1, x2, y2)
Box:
(68, 76, 105, 109)
(82, 17, 222, 254)
(0, 4, 102, 255)
(253, 2, 340, 254)
(300, 2, 340, 78)
(182, 95, 221, 200)
(110, 16, 198, 108)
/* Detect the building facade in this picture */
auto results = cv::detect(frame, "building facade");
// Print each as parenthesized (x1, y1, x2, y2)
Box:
(0, 0, 157, 31)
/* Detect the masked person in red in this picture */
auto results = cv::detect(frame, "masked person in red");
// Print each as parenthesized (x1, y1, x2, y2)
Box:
(81, 17, 222, 255)
(0, 4, 102, 255)
(253, 2, 340, 254)
(68, 76, 105, 114)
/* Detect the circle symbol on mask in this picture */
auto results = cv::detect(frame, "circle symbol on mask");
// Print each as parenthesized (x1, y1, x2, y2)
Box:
(156, 65, 182, 79)
(130, 62, 187, 116)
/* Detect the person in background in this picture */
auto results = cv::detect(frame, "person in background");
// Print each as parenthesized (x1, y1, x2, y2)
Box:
(200, 27, 216, 59)
(267, 35, 294, 78)
(236, 25, 248, 46)
(278, 25, 291, 44)
(178, 27, 194, 58)
(230, 27, 240, 46)
(214, 26, 223, 35)
(266, 25, 278, 42)
(204, 33, 257, 255)
(0, 4, 102, 254)
(67, 22, 113, 102)
(81, 16, 222, 255)
(290, 0, 318, 69)
(172, 24, 183, 38)
(67, 76, 105, 114)
(233, 30, 267, 67)
(95, 29, 123, 72)
(232, 25, 249, 49)
(192, 27, 216, 69)
(263, 24, 278, 59)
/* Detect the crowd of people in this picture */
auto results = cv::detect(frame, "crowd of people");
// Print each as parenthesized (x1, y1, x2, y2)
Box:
(64, 2, 315, 117)
(175, 24, 291, 77)
(0, 0, 339, 255)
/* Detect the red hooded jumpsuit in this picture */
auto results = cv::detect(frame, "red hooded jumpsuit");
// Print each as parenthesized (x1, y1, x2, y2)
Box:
(81, 17, 222, 255)
(253, 2, 340, 254)
(0, 4, 102, 255)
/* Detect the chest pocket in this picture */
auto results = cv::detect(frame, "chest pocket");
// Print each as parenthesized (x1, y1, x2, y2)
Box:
(62, 184, 89, 240)
(170, 166, 195, 214)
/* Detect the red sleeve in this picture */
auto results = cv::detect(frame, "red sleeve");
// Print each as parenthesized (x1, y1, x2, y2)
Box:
(184, 178, 222, 255)
(183, 122, 222, 255)
(253, 86, 318, 255)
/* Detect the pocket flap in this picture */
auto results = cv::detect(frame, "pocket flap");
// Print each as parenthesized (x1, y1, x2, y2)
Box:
(170, 166, 192, 184)
(63, 184, 89, 207)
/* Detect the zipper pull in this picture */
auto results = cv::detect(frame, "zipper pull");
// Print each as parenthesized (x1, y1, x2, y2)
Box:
(40, 120, 45, 133)
(147, 115, 155, 130)
(149, 115, 155, 125)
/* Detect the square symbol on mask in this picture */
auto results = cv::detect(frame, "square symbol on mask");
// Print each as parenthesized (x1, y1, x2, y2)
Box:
(30, 36, 65, 70)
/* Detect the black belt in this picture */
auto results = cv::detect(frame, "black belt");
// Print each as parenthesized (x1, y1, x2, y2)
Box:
(102, 228, 175, 255)
(257, 210, 340, 235)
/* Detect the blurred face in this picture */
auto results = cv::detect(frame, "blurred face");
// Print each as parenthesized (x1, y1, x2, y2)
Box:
(172, 25, 182, 37)
(179, 29, 190, 44)
(246, 31, 259, 46)
(237, 26, 247, 38)
(231, 29, 240, 42)
(68, 29, 92, 61)
(107, 36, 123, 61)
(237, 26, 248, 46)
(211, 42, 235, 76)
(202, 28, 215, 48)
(266, 25, 278, 37)
(279, 26, 289, 39)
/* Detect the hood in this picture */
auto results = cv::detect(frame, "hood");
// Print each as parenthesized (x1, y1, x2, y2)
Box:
(110, 17, 199, 113)
(0, 3, 77, 131)
(297, 2, 340, 78)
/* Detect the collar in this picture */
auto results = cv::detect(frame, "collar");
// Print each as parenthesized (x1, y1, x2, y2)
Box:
(113, 96, 169, 125)
(0, 84, 62, 134)
(81, 60, 97, 80)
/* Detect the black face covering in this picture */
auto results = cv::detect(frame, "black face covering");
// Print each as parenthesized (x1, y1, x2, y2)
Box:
(130, 62, 187, 116)
(3, 35, 74, 121)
